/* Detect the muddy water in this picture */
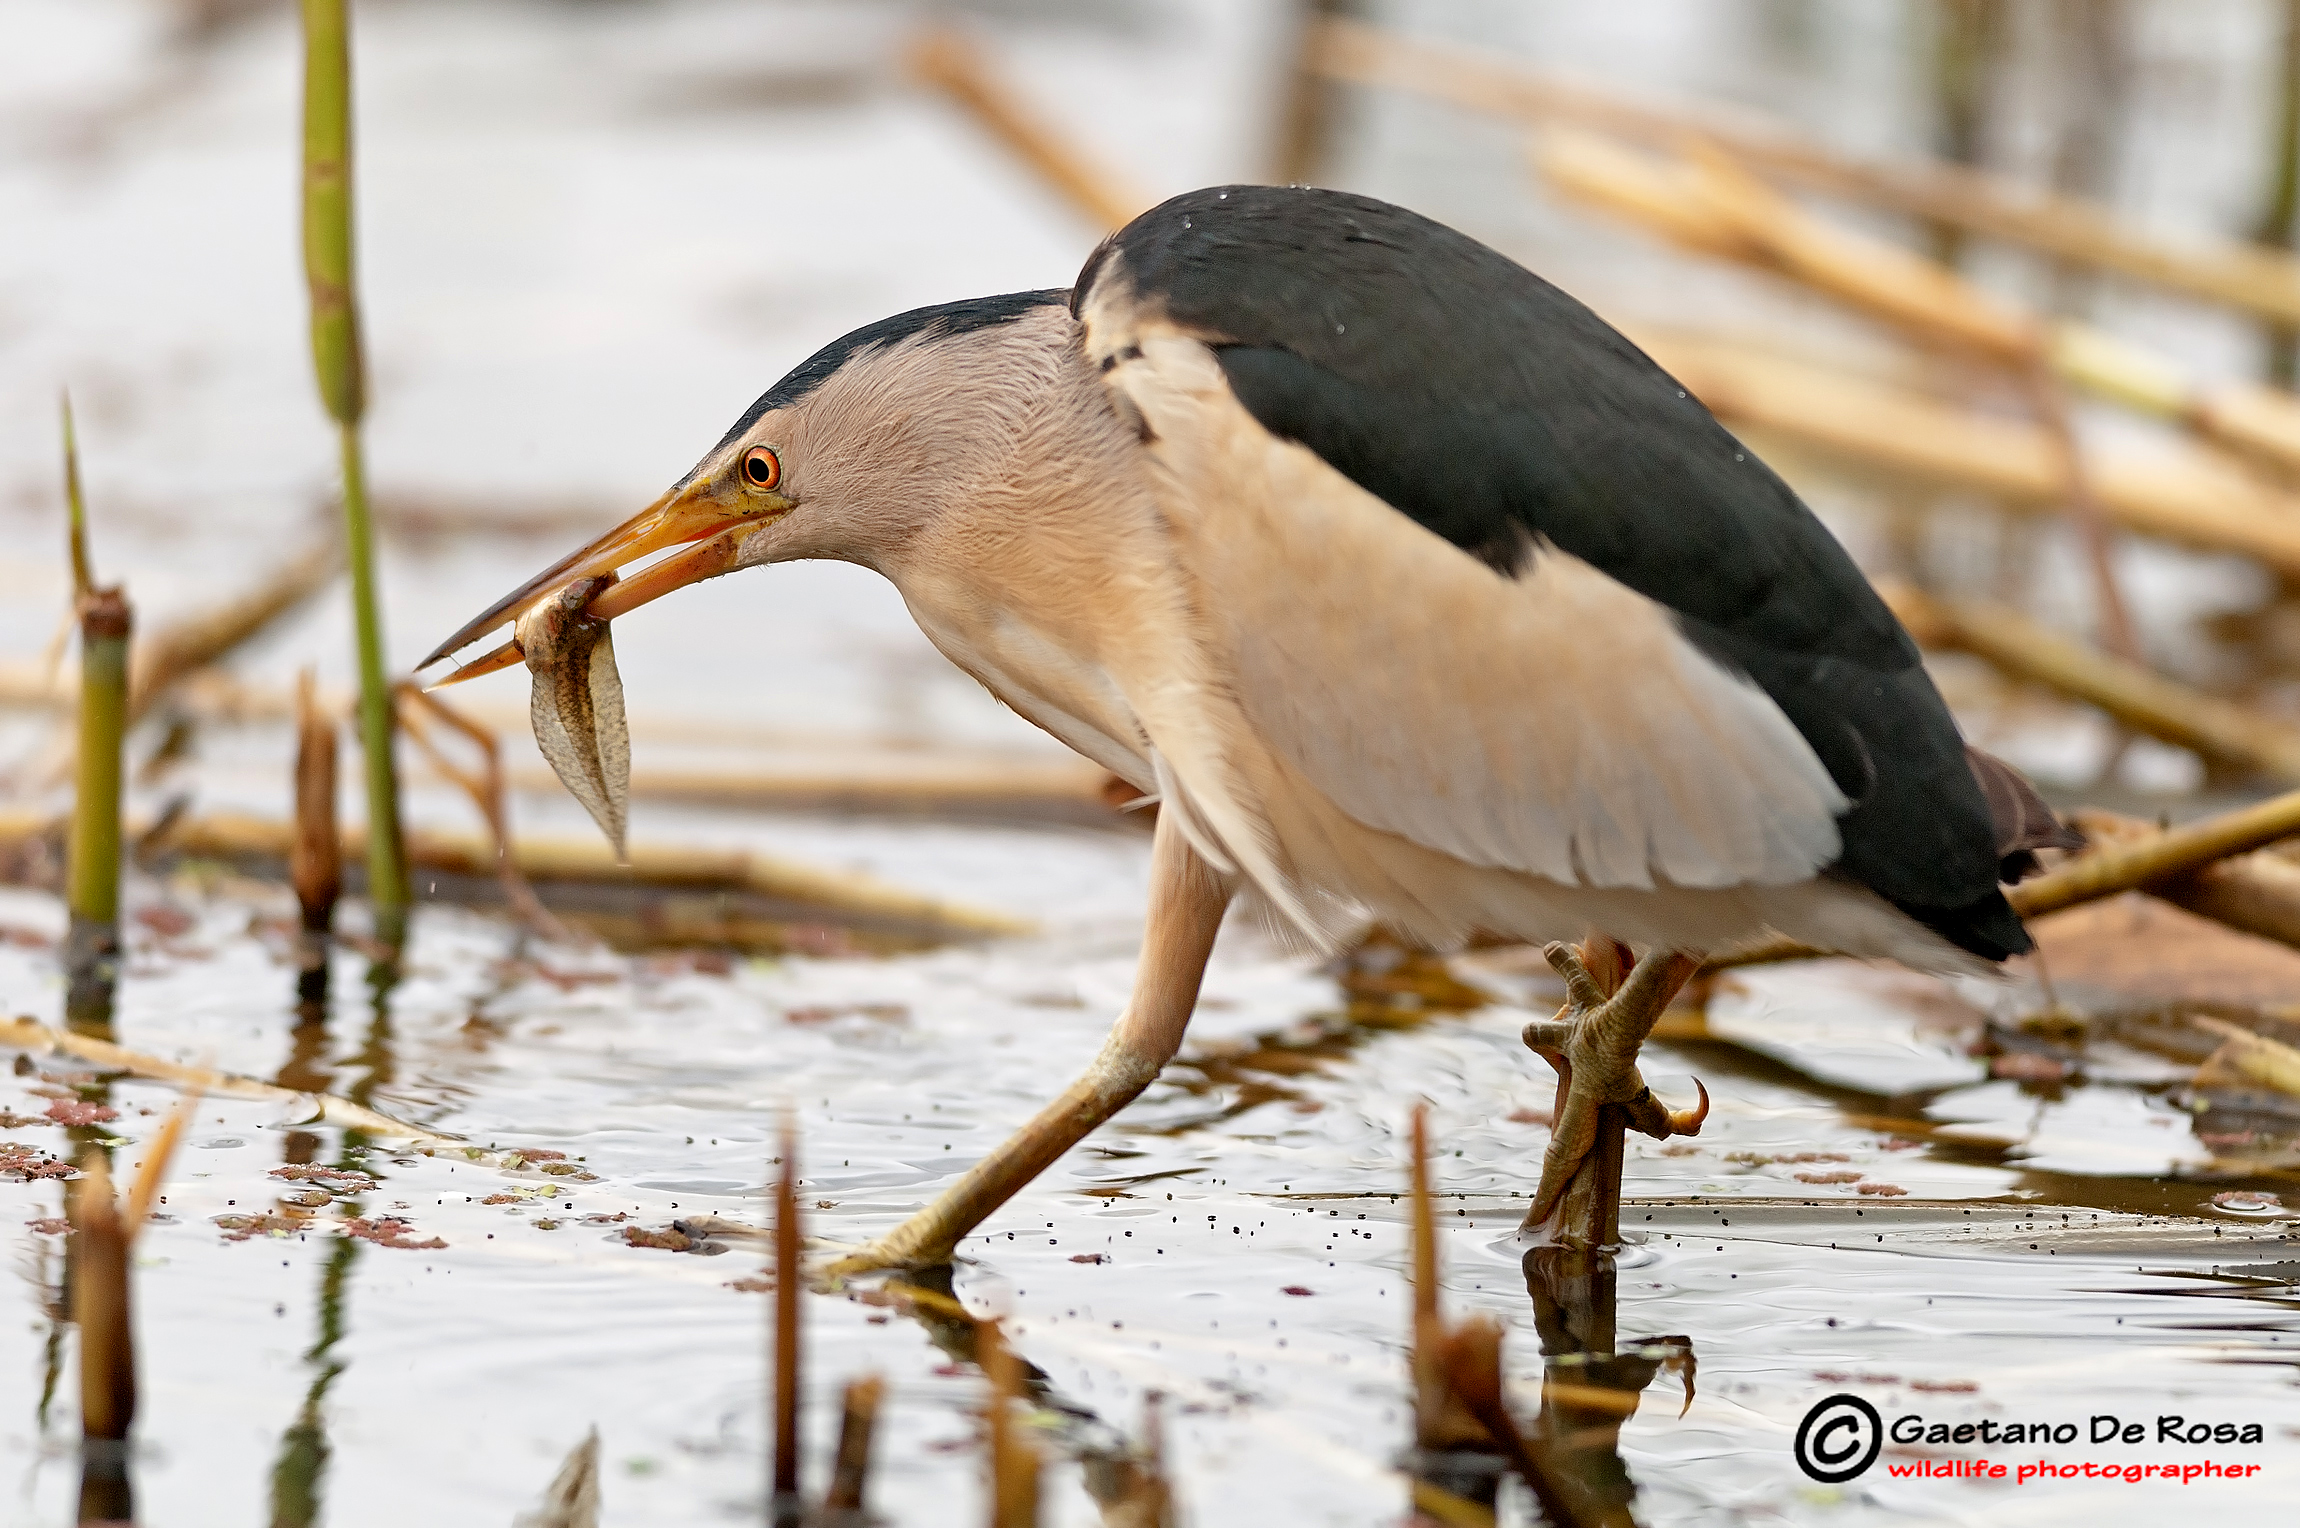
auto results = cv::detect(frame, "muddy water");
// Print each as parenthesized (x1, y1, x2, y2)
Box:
(3, 852, 2297, 1526)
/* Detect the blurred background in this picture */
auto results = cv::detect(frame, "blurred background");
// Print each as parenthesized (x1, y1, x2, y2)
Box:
(15, 0, 2300, 848)
(14, 9, 2300, 1525)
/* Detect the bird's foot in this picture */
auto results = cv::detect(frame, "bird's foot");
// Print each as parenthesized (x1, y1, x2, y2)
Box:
(1519, 941, 1707, 1243)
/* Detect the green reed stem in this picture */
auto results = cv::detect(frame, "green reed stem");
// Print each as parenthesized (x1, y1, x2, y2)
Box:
(339, 422, 406, 951)
(61, 399, 128, 1033)
(302, 0, 406, 954)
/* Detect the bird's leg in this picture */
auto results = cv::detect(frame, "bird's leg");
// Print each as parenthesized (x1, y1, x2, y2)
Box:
(822, 812, 1230, 1278)
(1519, 940, 1708, 1249)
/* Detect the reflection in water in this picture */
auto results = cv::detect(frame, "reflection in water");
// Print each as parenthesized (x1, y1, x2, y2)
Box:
(1522, 1249, 1695, 1526)
(265, 973, 396, 1525)
(275, 1002, 336, 1099)
(61, 1057, 127, 1523)
(77, 1437, 131, 1526)
(31, 1236, 65, 1431)
(269, 1236, 355, 1528)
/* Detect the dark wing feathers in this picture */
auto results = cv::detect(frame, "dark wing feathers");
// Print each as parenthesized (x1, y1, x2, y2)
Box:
(1083, 185, 2036, 960)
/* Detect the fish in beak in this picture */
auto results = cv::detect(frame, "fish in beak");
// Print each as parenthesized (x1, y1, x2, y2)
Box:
(419, 475, 789, 853)
(517, 576, 630, 856)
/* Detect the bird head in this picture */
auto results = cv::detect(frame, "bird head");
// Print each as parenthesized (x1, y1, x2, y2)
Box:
(418, 288, 1071, 682)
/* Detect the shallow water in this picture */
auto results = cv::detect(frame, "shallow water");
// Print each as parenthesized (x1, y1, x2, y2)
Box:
(10, 2, 2300, 1523)
(3, 856, 2298, 1525)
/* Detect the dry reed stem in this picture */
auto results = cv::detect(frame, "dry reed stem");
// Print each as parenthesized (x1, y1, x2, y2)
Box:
(393, 683, 572, 943)
(905, 27, 1148, 231)
(1406, 1105, 1482, 1451)
(1636, 332, 2300, 580)
(513, 1428, 600, 1528)
(1675, 139, 2040, 361)
(1877, 580, 2300, 782)
(1314, 17, 2300, 325)
(2192, 1016, 2300, 1097)
(122, 1087, 200, 1235)
(771, 1120, 802, 1526)
(1706, 784, 2300, 970)
(2019, 363, 2141, 662)
(0, 807, 1033, 937)
(1106, 1392, 1175, 1528)
(126, 538, 342, 726)
(1405, 1109, 1594, 1526)
(2072, 807, 2300, 948)
(1540, 133, 2150, 655)
(981, 1321, 1041, 1528)
(1438, 1318, 1606, 1528)
(822, 1374, 885, 1517)
(0, 1016, 451, 1143)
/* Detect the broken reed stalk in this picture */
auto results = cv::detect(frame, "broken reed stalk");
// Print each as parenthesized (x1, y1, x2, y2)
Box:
(905, 27, 1147, 232)
(981, 1321, 1041, 1528)
(2192, 1015, 2300, 1096)
(771, 1121, 802, 1528)
(1406, 1104, 1494, 1511)
(126, 538, 343, 728)
(822, 1375, 886, 1519)
(74, 1090, 196, 1467)
(1533, 129, 2300, 479)
(2069, 808, 2300, 950)
(0, 806, 1035, 939)
(1876, 579, 2300, 784)
(61, 397, 129, 1035)
(1593, 139, 2140, 660)
(302, 0, 408, 957)
(292, 669, 340, 1004)
(1707, 783, 2300, 970)
(1311, 17, 2300, 326)
(1634, 330, 2300, 580)
(1405, 1107, 1586, 1528)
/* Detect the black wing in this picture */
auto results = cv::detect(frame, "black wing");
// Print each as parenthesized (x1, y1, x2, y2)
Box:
(1078, 185, 2026, 960)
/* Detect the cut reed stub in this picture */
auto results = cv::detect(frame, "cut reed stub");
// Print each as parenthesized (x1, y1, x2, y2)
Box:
(770, 1121, 803, 1528)
(65, 586, 131, 1035)
(821, 1374, 886, 1522)
(72, 1154, 136, 1443)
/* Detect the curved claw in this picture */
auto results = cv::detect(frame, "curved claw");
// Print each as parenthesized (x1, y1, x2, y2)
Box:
(1621, 1076, 1710, 1141)
(1668, 1076, 1711, 1136)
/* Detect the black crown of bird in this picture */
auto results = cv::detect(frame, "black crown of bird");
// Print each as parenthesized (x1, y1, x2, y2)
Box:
(424, 184, 2077, 1273)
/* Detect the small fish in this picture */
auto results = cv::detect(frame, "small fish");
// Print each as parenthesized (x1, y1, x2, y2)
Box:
(518, 577, 630, 858)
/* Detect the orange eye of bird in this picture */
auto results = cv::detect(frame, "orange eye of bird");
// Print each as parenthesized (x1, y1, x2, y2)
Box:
(741, 445, 781, 490)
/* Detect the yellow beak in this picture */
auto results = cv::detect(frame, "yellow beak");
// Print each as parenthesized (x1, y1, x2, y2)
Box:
(418, 479, 785, 682)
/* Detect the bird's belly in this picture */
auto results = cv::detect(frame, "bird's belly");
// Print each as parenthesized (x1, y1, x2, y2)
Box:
(902, 599, 1153, 792)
